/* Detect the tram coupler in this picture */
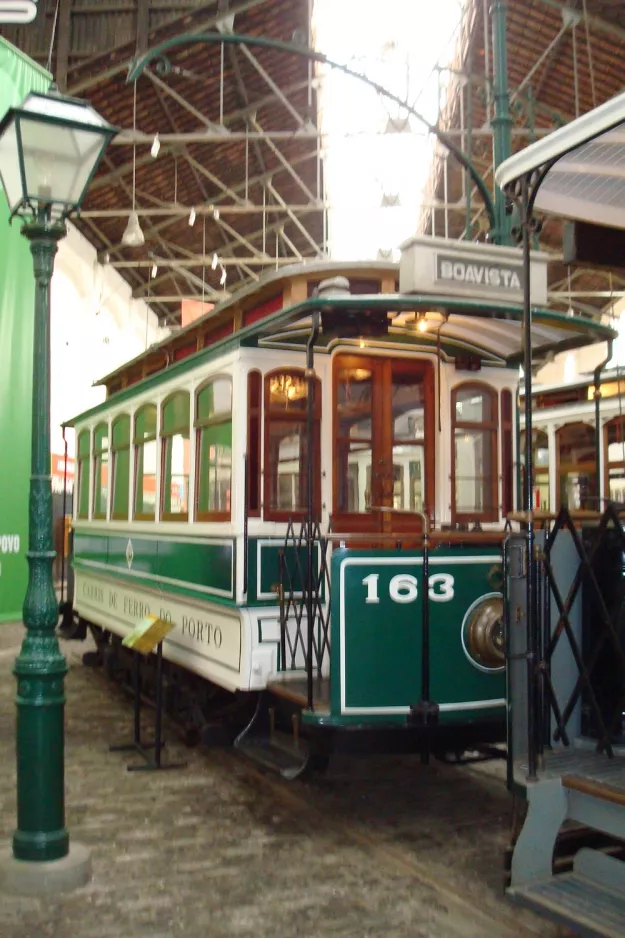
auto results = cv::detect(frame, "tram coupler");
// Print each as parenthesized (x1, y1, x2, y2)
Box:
(408, 700, 440, 727)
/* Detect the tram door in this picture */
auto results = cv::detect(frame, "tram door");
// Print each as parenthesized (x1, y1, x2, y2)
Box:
(332, 355, 433, 535)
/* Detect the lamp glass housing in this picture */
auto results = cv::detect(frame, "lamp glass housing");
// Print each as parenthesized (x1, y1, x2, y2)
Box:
(0, 90, 116, 219)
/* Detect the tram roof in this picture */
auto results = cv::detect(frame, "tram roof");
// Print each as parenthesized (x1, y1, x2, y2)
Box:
(65, 293, 615, 427)
(495, 91, 625, 229)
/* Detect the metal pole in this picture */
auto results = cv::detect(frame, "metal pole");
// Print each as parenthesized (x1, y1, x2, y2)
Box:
(13, 209, 69, 862)
(521, 178, 537, 781)
(491, 0, 514, 245)
(305, 312, 320, 711)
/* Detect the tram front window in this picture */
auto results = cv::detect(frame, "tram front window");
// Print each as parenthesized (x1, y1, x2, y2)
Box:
(391, 371, 425, 513)
(336, 367, 373, 513)
(452, 385, 498, 522)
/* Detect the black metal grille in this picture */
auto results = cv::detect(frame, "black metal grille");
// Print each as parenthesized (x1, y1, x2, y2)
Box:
(277, 520, 332, 709)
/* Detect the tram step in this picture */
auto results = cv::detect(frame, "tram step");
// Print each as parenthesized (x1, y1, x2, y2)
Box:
(508, 849, 625, 938)
(236, 731, 311, 780)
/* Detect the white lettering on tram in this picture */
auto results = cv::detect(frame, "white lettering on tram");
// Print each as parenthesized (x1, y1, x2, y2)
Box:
(439, 259, 521, 292)
(361, 573, 455, 604)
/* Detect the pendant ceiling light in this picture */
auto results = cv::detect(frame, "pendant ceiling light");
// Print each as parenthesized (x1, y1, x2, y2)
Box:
(122, 82, 144, 247)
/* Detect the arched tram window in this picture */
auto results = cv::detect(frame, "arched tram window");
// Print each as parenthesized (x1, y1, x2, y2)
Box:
(76, 430, 90, 520)
(556, 422, 597, 511)
(92, 423, 109, 520)
(264, 369, 321, 521)
(520, 428, 550, 512)
(452, 383, 498, 523)
(111, 415, 131, 520)
(195, 378, 232, 521)
(161, 391, 191, 521)
(134, 404, 157, 521)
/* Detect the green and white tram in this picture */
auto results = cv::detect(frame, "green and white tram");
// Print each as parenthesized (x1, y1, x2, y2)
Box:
(64, 235, 614, 773)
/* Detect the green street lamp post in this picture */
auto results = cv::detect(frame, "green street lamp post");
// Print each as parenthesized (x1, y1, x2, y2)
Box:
(0, 88, 115, 891)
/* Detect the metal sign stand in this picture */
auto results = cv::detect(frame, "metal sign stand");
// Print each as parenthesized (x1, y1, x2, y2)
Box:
(110, 627, 186, 772)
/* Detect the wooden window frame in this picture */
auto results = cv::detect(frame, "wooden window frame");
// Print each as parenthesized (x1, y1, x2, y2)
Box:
(451, 381, 499, 524)
(133, 404, 158, 522)
(246, 370, 262, 517)
(92, 422, 109, 521)
(263, 368, 321, 523)
(160, 391, 191, 522)
(195, 377, 232, 522)
(111, 414, 131, 521)
(331, 354, 434, 534)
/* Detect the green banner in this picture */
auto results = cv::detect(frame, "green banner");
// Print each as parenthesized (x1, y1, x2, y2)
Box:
(0, 39, 51, 622)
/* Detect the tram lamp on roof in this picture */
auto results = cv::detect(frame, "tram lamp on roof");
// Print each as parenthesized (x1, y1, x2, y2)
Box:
(0, 88, 116, 221)
(0, 87, 114, 894)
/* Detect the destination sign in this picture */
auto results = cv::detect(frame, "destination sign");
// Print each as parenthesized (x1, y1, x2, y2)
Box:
(0, 1, 38, 23)
(399, 234, 548, 306)
(435, 254, 523, 293)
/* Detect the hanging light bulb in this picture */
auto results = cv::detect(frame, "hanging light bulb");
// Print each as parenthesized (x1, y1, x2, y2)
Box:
(123, 83, 145, 246)
(211, 252, 219, 270)
(418, 317, 428, 333)
(150, 134, 160, 158)
(151, 263, 158, 278)
(122, 210, 145, 247)
(213, 207, 220, 221)
(188, 206, 196, 226)
(220, 265, 227, 286)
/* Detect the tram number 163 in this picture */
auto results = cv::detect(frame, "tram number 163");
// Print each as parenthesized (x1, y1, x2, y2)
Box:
(361, 573, 455, 605)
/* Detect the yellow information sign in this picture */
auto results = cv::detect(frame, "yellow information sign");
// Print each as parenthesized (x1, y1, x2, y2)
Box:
(122, 615, 175, 655)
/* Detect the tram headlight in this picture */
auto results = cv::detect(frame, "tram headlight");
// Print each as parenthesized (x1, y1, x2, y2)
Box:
(461, 593, 505, 671)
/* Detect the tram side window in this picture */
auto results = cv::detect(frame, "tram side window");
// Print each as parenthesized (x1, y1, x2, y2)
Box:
(77, 430, 90, 519)
(556, 422, 596, 510)
(247, 371, 262, 517)
(134, 404, 157, 520)
(605, 417, 625, 502)
(520, 429, 549, 511)
(161, 391, 191, 521)
(452, 384, 498, 523)
(195, 378, 232, 521)
(92, 423, 109, 520)
(264, 370, 321, 521)
(111, 415, 131, 520)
